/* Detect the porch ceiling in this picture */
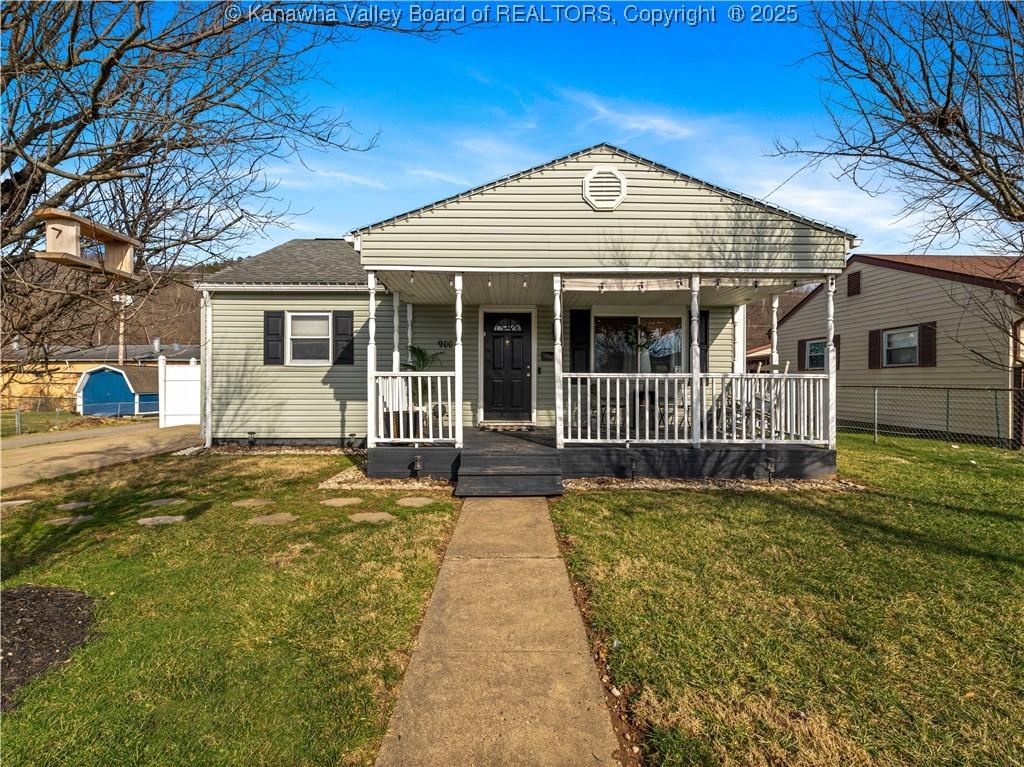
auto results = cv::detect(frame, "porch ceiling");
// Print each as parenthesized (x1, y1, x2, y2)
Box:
(375, 269, 819, 307)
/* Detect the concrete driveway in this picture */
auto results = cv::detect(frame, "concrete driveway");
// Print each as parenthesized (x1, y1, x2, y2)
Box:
(1, 421, 201, 490)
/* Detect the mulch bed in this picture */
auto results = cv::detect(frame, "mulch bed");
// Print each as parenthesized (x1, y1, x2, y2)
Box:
(1, 585, 95, 711)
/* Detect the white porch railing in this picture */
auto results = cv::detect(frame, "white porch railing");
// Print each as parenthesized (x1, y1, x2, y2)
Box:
(374, 372, 457, 444)
(563, 374, 695, 443)
(701, 373, 827, 444)
(562, 373, 828, 445)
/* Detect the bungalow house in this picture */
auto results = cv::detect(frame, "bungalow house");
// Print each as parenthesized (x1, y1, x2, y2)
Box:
(776, 254, 1024, 447)
(196, 144, 857, 494)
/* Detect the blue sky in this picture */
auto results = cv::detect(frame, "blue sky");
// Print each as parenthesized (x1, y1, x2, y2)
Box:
(254, 3, 922, 256)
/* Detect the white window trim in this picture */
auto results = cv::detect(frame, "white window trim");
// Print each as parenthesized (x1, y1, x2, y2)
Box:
(590, 310, 689, 374)
(285, 311, 332, 366)
(805, 337, 827, 371)
(882, 325, 919, 368)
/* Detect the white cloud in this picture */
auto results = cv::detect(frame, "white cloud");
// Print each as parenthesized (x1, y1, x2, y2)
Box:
(561, 89, 700, 141)
(265, 162, 388, 190)
(408, 168, 471, 186)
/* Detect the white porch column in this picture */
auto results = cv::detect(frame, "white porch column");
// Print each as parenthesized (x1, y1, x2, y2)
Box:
(367, 271, 377, 448)
(690, 274, 702, 447)
(770, 294, 779, 367)
(732, 304, 746, 374)
(454, 273, 464, 448)
(392, 290, 401, 372)
(406, 302, 413, 364)
(553, 273, 564, 448)
(202, 289, 212, 448)
(826, 276, 837, 449)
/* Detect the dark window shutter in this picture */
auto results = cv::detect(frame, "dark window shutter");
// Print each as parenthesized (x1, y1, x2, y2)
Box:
(263, 311, 284, 365)
(569, 310, 590, 372)
(918, 321, 937, 367)
(868, 329, 881, 369)
(332, 311, 354, 365)
(834, 335, 840, 370)
(847, 272, 861, 297)
(698, 310, 710, 372)
(797, 339, 807, 371)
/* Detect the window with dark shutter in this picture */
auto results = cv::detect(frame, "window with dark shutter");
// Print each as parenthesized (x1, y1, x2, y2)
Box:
(263, 311, 284, 365)
(868, 329, 882, 369)
(332, 311, 354, 365)
(797, 339, 807, 371)
(847, 272, 861, 297)
(918, 321, 937, 367)
(834, 335, 841, 369)
(569, 310, 590, 372)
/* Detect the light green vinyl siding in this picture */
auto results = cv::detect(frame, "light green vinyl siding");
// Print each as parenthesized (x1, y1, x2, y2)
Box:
(210, 293, 736, 440)
(360, 147, 848, 272)
(209, 292, 392, 442)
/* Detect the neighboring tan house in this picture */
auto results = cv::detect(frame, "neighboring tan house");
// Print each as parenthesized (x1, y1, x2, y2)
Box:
(2, 343, 200, 404)
(777, 254, 1024, 447)
(196, 143, 858, 494)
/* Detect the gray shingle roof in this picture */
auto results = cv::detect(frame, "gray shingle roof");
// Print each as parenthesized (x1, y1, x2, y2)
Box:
(200, 239, 366, 286)
(6, 344, 200, 363)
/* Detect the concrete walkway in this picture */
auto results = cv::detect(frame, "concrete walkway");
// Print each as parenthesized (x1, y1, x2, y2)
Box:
(1, 422, 201, 489)
(376, 497, 621, 767)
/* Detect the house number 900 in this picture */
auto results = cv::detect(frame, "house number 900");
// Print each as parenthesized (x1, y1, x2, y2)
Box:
(437, 340, 453, 349)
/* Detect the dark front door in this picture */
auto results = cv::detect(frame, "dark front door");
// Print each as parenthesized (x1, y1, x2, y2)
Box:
(484, 312, 532, 420)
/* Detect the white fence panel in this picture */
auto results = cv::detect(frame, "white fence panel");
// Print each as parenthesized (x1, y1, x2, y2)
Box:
(159, 356, 201, 427)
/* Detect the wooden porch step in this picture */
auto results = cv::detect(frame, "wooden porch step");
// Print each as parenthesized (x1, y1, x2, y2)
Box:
(456, 451, 563, 497)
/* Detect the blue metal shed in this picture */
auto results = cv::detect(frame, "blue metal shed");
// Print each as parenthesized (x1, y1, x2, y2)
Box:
(75, 365, 159, 417)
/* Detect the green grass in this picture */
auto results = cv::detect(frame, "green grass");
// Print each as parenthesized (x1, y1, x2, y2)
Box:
(552, 434, 1024, 766)
(1, 453, 457, 766)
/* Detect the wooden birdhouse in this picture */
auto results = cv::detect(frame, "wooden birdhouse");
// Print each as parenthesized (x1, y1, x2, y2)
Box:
(32, 207, 141, 280)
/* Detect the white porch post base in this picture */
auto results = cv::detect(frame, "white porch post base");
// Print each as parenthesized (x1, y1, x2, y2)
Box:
(367, 271, 377, 448)
(454, 274, 464, 448)
(553, 273, 564, 448)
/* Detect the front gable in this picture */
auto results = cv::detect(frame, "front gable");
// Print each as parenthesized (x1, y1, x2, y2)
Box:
(357, 145, 853, 273)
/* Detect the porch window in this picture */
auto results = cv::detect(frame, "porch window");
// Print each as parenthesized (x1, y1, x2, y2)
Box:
(287, 312, 331, 364)
(804, 338, 826, 370)
(593, 315, 683, 373)
(883, 326, 918, 366)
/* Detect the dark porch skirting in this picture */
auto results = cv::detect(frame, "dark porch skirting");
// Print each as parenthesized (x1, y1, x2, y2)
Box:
(366, 444, 836, 482)
(558, 445, 836, 481)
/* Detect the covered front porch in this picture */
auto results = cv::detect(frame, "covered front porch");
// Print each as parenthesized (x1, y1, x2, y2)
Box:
(363, 269, 838, 491)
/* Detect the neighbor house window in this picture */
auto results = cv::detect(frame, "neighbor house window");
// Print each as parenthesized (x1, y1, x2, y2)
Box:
(804, 338, 826, 370)
(883, 326, 918, 366)
(593, 315, 683, 374)
(287, 312, 331, 364)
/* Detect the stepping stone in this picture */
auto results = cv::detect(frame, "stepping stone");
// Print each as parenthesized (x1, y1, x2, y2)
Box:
(232, 498, 274, 508)
(0, 499, 34, 508)
(56, 501, 91, 511)
(349, 511, 396, 524)
(137, 515, 186, 526)
(321, 497, 361, 508)
(396, 496, 436, 508)
(44, 515, 94, 527)
(143, 498, 186, 508)
(246, 512, 297, 526)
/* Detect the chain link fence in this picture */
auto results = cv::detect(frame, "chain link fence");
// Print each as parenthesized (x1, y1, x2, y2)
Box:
(1, 395, 145, 438)
(838, 385, 1023, 450)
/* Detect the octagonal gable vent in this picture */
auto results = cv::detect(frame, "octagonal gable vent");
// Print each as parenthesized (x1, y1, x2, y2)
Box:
(582, 167, 628, 210)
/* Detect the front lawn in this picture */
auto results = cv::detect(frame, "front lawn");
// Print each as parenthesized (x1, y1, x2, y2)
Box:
(1, 453, 456, 766)
(552, 434, 1024, 766)
(1, 409, 124, 437)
